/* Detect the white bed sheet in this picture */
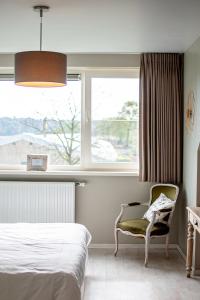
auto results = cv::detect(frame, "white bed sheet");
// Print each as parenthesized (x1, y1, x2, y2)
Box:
(0, 223, 91, 300)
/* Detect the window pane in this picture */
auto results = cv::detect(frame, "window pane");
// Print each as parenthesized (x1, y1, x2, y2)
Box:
(91, 78, 139, 166)
(0, 80, 81, 166)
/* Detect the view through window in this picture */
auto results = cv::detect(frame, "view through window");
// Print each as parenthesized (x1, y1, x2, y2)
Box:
(0, 72, 139, 170)
(0, 80, 81, 166)
(91, 78, 139, 166)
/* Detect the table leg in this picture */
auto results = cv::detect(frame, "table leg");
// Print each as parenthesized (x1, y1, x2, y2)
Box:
(186, 222, 194, 278)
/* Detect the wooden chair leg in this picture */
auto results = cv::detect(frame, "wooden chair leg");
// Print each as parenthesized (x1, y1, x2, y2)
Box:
(165, 235, 169, 258)
(186, 222, 194, 278)
(114, 229, 119, 256)
(145, 236, 150, 267)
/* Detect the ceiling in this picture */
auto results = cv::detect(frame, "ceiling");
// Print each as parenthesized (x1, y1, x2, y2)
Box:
(0, 0, 200, 53)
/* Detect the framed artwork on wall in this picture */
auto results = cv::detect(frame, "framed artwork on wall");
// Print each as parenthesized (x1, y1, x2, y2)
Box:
(186, 90, 195, 133)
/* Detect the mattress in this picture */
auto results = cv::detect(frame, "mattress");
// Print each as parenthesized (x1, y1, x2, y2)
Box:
(0, 223, 91, 300)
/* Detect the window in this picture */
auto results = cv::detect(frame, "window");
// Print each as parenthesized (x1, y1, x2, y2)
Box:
(0, 70, 139, 172)
(0, 76, 81, 168)
(91, 77, 139, 164)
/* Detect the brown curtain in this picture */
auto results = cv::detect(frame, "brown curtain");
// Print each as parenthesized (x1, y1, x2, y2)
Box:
(139, 53, 183, 183)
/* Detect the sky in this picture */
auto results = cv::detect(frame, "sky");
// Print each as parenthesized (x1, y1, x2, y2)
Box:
(92, 78, 139, 119)
(0, 78, 139, 120)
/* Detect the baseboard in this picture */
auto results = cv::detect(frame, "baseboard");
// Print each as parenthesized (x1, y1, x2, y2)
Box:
(89, 243, 177, 249)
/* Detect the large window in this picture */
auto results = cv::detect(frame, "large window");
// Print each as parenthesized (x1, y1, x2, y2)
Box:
(0, 70, 139, 171)
(0, 77, 81, 168)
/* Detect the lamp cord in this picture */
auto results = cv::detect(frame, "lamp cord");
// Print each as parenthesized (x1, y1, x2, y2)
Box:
(40, 8, 43, 51)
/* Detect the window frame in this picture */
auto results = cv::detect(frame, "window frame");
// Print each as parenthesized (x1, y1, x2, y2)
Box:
(0, 71, 83, 171)
(0, 68, 139, 172)
(83, 68, 139, 171)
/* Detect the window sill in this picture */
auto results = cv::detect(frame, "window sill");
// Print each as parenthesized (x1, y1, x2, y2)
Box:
(0, 170, 139, 177)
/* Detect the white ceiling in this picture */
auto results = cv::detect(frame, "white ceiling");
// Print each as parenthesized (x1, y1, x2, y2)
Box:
(0, 0, 200, 53)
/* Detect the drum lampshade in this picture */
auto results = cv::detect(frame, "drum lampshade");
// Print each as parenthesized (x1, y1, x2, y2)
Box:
(15, 51, 67, 87)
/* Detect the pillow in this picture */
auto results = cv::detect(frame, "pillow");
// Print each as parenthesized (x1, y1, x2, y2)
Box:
(143, 193, 175, 223)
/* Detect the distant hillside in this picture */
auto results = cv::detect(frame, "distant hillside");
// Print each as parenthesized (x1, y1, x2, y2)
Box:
(0, 117, 82, 136)
(0, 117, 49, 136)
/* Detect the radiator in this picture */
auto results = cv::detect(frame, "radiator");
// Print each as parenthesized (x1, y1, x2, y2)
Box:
(0, 181, 75, 223)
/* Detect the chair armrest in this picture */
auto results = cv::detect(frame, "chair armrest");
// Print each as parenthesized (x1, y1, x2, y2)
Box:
(146, 208, 173, 235)
(120, 202, 141, 209)
(128, 202, 149, 207)
(153, 208, 173, 219)
(158, 208, 173, 213)
(150, 208, 173, 220)
(128, 202, 141, 206)
(115, 202, 150, 227)
(155, 208, 173, 223)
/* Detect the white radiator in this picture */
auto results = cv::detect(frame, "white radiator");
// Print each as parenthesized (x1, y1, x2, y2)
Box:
(0, 181, 75, 223)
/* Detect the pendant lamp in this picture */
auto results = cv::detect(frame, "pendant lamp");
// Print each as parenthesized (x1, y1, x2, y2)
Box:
(15, 5, 67, 87)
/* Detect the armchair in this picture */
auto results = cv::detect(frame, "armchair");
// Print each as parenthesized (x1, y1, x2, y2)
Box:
(114, 184, 179, 267)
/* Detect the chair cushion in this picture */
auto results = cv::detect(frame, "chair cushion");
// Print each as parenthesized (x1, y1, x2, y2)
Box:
(117, 218, 169, 236)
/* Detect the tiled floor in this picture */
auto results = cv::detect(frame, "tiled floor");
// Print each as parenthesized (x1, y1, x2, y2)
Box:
(84, 248, 200, 300)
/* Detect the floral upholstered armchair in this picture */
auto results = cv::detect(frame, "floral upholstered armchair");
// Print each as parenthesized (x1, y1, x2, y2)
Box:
(114, 184, 179, 267)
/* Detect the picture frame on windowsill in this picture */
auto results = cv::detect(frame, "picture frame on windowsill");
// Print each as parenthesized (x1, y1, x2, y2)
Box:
(27, 154, 48, 171)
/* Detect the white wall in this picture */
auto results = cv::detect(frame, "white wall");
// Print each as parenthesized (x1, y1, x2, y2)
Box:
(179, 36, 200, 269)
(0, 53, 140, 71)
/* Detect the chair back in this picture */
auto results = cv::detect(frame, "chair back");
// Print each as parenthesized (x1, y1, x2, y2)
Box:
(150, 184, 179, 204)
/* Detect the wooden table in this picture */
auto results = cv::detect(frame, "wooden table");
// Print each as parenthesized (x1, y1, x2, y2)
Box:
(186, 207, 200, 277)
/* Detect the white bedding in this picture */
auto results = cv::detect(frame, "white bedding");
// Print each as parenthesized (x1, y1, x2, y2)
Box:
(0, 223, 91, 300)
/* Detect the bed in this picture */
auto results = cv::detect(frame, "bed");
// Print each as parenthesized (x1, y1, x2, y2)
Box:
(0, 223, 91, 300)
